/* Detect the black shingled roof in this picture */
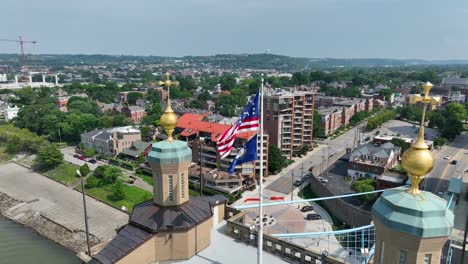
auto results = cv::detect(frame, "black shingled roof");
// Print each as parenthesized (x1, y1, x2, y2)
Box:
(130, 197, 213, 233)
(93, 224, 153, 264)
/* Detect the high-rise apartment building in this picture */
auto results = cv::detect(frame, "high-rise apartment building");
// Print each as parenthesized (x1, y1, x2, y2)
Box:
(263, 87, 315, 159)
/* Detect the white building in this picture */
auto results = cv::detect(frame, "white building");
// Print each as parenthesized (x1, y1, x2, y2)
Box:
(3, 105, 20, 121)
(447, 90, 466, 103)
(0, 74, 7, 83)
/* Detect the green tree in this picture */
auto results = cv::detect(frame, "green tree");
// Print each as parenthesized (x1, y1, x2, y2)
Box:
(93, 165, 107, 179)
(433, 137, 447, 148)
(189, 99, 204, 109)
(110, 180, 126, 201)
(103, 166, 121, 184)
(313, 110, 325, 138)
(127, 92, 143, 105)
(351, 179, 376, 202)
(268, 145, 287, 173)
(36, 144, 64, 168)
(85, 175, 99, 188)
(80, 163, 90, 177)
(84, 148, 96, 157)
(391, 138, 409, 153)
(446, 102, 466, 122)
(441, 117, 463, 140)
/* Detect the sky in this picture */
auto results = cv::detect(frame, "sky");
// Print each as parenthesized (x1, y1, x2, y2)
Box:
(2, 0, 468, 60)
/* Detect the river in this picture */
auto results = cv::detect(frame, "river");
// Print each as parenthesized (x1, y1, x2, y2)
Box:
(0, 216, 81, 264)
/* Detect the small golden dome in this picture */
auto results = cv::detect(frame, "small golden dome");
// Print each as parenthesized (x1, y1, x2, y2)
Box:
(401, 148, 434, 177)
(160, 111, 178, 130)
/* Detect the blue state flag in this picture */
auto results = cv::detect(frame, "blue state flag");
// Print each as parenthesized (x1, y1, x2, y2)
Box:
(228, 135, 258, 174)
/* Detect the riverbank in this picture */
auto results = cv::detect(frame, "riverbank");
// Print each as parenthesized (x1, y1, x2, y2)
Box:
(0, 192, 99, 254)
(0, 162, 129, 256)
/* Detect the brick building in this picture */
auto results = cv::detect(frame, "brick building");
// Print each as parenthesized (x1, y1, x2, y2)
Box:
(122, 105, 146, 123)
(176, 113, 268, 179)
(316, 96, 373, 136)
(262, 87, 315, 159)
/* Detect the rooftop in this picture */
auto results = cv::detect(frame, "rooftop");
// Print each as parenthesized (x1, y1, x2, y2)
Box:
(177, 113, 254, 142)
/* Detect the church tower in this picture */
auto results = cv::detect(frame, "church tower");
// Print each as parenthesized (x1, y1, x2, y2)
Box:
(147, 73, 191, 206)
(371, 82, 453, 264)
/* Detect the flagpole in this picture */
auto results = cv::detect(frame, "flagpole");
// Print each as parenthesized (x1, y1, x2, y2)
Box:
(257, 76, 264, 264)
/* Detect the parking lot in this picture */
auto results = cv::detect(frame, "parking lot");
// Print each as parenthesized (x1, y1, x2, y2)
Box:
(60, 146, 103, 170)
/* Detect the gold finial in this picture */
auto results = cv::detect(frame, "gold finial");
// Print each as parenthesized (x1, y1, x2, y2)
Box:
(402, 82, 440, 194)
(158, 73, 179, 141)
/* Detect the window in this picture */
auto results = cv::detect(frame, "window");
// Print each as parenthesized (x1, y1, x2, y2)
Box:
(399, 250, 407, 264)
(424, 254, 432, 264)
(168, 175, 173, 201)
(181, 173, 185, 198)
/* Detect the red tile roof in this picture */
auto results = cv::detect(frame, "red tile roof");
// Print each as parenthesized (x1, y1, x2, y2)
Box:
(177, 113, 254, 142)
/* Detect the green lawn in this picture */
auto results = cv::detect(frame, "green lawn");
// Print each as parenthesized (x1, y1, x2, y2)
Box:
(134, 172, 153, 186)
(44, 163, 80, 185)
(83, 183, 152, 212)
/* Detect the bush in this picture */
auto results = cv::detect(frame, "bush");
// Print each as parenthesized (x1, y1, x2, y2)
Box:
(36, 143, 64, 168)
(109, 158, 136, 170)
(110, 180, 126, 201)
(80, 163, 90, 177)
(93, 165, 121, 184)
(85, 176, 99, 188)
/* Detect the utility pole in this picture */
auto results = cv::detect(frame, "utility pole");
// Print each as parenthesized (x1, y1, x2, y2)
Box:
(291, 169, 295, 201)
(199, 137, 205, 195)
(326, 146, 331, 178)
(76, 170, 91, 256)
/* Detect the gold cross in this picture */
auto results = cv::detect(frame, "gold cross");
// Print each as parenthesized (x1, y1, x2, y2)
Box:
(408, 82, 441, 106)
(158, 73, 179, 99)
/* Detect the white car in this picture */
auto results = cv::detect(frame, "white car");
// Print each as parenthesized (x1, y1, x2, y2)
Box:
(444, 156, 451, 160)
(320, 178, 329, 184)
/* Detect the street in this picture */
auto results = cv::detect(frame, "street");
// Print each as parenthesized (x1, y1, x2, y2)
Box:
(424, 134, 468, 194)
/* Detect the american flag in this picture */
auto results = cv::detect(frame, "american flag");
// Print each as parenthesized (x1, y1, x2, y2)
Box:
(217, 91, 259, 159)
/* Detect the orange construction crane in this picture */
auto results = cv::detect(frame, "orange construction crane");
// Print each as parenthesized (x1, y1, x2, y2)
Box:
(0, 36, 37, 84)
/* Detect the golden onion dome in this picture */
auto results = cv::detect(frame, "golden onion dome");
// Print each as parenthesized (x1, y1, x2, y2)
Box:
(402, 82, 437, 195)
(160, 99, 178, 141)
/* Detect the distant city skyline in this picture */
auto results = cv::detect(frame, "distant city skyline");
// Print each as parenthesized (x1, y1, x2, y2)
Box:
(2, 0, 468, 60)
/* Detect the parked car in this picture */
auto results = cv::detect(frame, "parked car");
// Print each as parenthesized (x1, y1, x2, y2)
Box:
(450, 160, 457, 165)
(306, 214, 322, 220)
(437, 192, 444, 198)
(444, 155, 451, 160)
(73, 154, 80, 158)
(88, 159, 97, 164)
(300, 206, 314, 212)
(78, 155, 86, 160)
(320, 178, 329, 184)
(294, 180, 302, 186)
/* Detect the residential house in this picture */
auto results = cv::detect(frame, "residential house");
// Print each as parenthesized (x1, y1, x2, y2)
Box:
(347, 142, 401, 180)
(81, 126, 141, 156)
(120, 140, 152, 161)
